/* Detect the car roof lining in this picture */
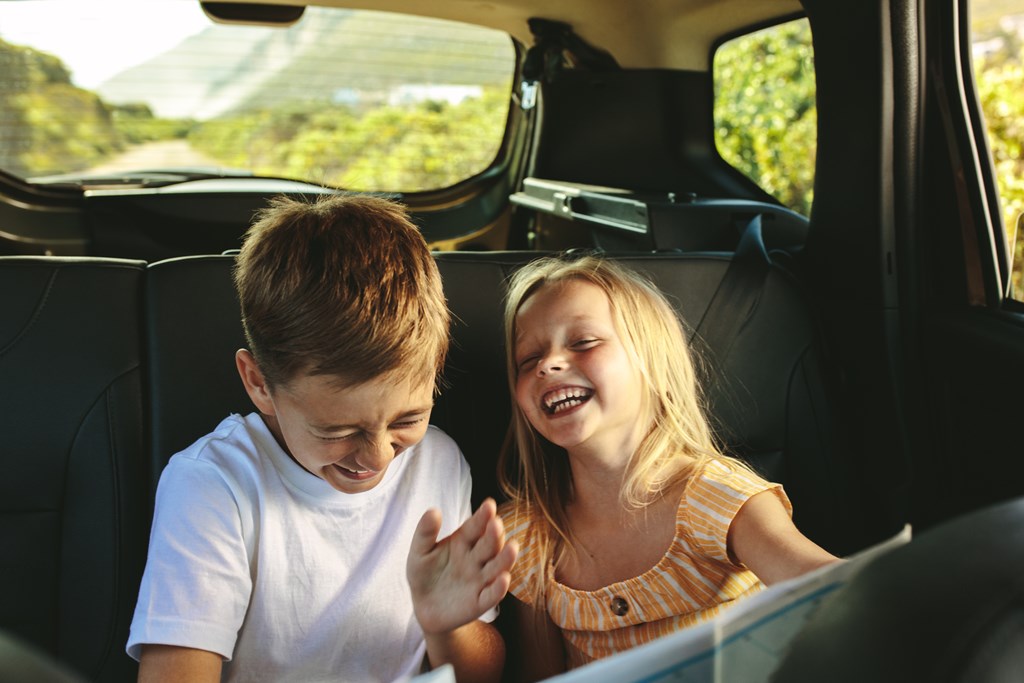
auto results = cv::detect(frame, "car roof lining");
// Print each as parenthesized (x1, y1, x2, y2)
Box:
(200, 0, 804, 70)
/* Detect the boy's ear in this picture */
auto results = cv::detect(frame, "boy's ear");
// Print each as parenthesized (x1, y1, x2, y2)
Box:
(236, 349, 276, 416)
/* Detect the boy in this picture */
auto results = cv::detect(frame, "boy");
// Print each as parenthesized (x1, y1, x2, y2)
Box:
(127, 195, 516, 682)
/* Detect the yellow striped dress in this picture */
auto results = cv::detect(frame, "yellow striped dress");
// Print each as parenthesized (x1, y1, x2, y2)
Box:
(500, 459, 792, 668)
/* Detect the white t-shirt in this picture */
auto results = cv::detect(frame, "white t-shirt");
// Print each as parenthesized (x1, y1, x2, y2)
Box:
(128, 413, 478, 682)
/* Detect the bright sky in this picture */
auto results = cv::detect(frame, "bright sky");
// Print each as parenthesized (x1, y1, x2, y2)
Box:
(0, 0, 211, 88)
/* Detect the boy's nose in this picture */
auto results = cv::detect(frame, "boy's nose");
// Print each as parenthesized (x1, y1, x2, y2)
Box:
(359, 433, 395, 471)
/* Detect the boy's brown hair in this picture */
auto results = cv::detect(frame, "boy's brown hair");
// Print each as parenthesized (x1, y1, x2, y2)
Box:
(234, 194, 449, 391)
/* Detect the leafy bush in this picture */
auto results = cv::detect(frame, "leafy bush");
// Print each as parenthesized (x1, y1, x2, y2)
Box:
(186, 88, 509, 191)
(112, 103, 193, 145)
(0, 39, 124, 176)
(714, 20, 817, 216)
(974, 36, 1024, 295)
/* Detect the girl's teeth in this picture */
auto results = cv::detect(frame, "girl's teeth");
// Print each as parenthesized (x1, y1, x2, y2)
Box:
(544, 390, 592, 414)
(553, 399, 583, 413)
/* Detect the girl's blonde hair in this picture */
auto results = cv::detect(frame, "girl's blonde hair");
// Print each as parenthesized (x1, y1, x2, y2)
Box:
(498, 255, 750, 606)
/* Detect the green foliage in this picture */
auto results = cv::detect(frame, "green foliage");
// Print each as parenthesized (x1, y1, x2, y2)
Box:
(0, 10, 510, 189)
(713, 13, 1024, 300)
(975, 38, 1024, 296)
(16, 85, 122, 176)
(187, 87, 510, 191)
(111, 103, 193, 145)
(714, 19, 817, 215)
(0, 39, 196, 177)
(0, 38, 123, 176)
(712, 10, 1023, 305)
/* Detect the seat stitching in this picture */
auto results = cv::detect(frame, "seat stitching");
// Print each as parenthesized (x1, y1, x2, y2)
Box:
(0, 268, 58, 358)
(57, 367, 137, 675)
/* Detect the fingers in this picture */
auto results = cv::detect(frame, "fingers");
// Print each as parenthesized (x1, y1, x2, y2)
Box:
(467, 510, 504, 563)
(476, 540, 518, 610)
(477, 570, 513, 611)
(440, 498, 501, 564)
(410, 499, 514, 587)
(456, 497, 497, 545)
(480, 537, 518, 584)
(478, 538, 517, 586)
(409, 508, 443, 559)
(406, 501, 518, 628)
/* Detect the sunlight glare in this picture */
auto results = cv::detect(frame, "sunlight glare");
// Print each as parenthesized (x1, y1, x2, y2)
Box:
(0, 0, 210, 88)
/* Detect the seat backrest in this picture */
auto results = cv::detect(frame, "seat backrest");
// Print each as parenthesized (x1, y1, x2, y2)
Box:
(429, 255, 513, 508)
(0, 245, 891, 681)
(434, 250, 891, 555)
(622, 253, 878, 553)
(0, 257, 148, 682)
(143, 248, 892, 554)
(144, 255, 252, 495)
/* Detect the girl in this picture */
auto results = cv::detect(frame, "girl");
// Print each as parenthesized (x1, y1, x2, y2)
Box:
(497, 255, 838, 680)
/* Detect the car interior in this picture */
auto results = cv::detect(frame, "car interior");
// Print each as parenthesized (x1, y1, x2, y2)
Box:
(2, 0, 1024, 681)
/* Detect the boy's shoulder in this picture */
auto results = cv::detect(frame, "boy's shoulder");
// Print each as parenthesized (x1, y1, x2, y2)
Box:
(169, 413, 262, 468)
(158, 413, 283, 500)
(419, 423, 459, 451)
(409, 424, 468, 473)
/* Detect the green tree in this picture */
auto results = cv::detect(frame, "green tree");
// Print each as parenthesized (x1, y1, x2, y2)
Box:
(111, 103, 193, 145)
(0, 38, 143, 177)
(714, 19, 817, 215)
(187, 86, 510, 191)
(975, 38, 1024, 296)
(337, 90, 507, 190)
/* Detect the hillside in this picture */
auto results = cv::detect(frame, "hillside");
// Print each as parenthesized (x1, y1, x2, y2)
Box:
(0, 38, 123, 177)
(97, 7, 514, 121)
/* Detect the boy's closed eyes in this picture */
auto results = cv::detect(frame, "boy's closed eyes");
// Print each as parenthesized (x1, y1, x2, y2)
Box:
(237, 348, 436, 494)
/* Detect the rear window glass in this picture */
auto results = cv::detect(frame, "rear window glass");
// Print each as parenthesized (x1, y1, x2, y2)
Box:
(0, 1, 515, 192)
(970, 0, 1024, 300)
(713, 18, 816, 216)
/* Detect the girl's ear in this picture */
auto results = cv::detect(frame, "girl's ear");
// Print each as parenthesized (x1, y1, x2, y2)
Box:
(236, 349, 277, 416)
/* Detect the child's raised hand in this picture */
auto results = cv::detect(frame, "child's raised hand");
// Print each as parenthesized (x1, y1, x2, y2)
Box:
(406, 498, 518, 636)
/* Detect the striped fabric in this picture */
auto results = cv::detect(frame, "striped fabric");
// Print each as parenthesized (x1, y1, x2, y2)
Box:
(501, 459, 792, 667)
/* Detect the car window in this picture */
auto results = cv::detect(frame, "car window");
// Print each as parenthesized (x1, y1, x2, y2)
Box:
(970, 0, 1024, 301)
(713, 18, 816, 216)
(0, 1, 515, 192)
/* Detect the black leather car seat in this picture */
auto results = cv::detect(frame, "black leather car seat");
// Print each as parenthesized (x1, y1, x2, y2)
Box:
(0, 257, 148, 682)
(144, 255, 251, 498)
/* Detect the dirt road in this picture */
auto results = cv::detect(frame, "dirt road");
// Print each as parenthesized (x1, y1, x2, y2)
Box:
(85, 139, 225, 175)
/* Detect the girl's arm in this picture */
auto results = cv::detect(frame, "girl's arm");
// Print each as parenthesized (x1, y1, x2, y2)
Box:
(727, 490, 840, 585)
(507, 596, 566, 682)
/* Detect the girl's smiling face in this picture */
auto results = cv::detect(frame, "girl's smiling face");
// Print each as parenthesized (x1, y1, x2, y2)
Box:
(513, 279, 649, 465)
